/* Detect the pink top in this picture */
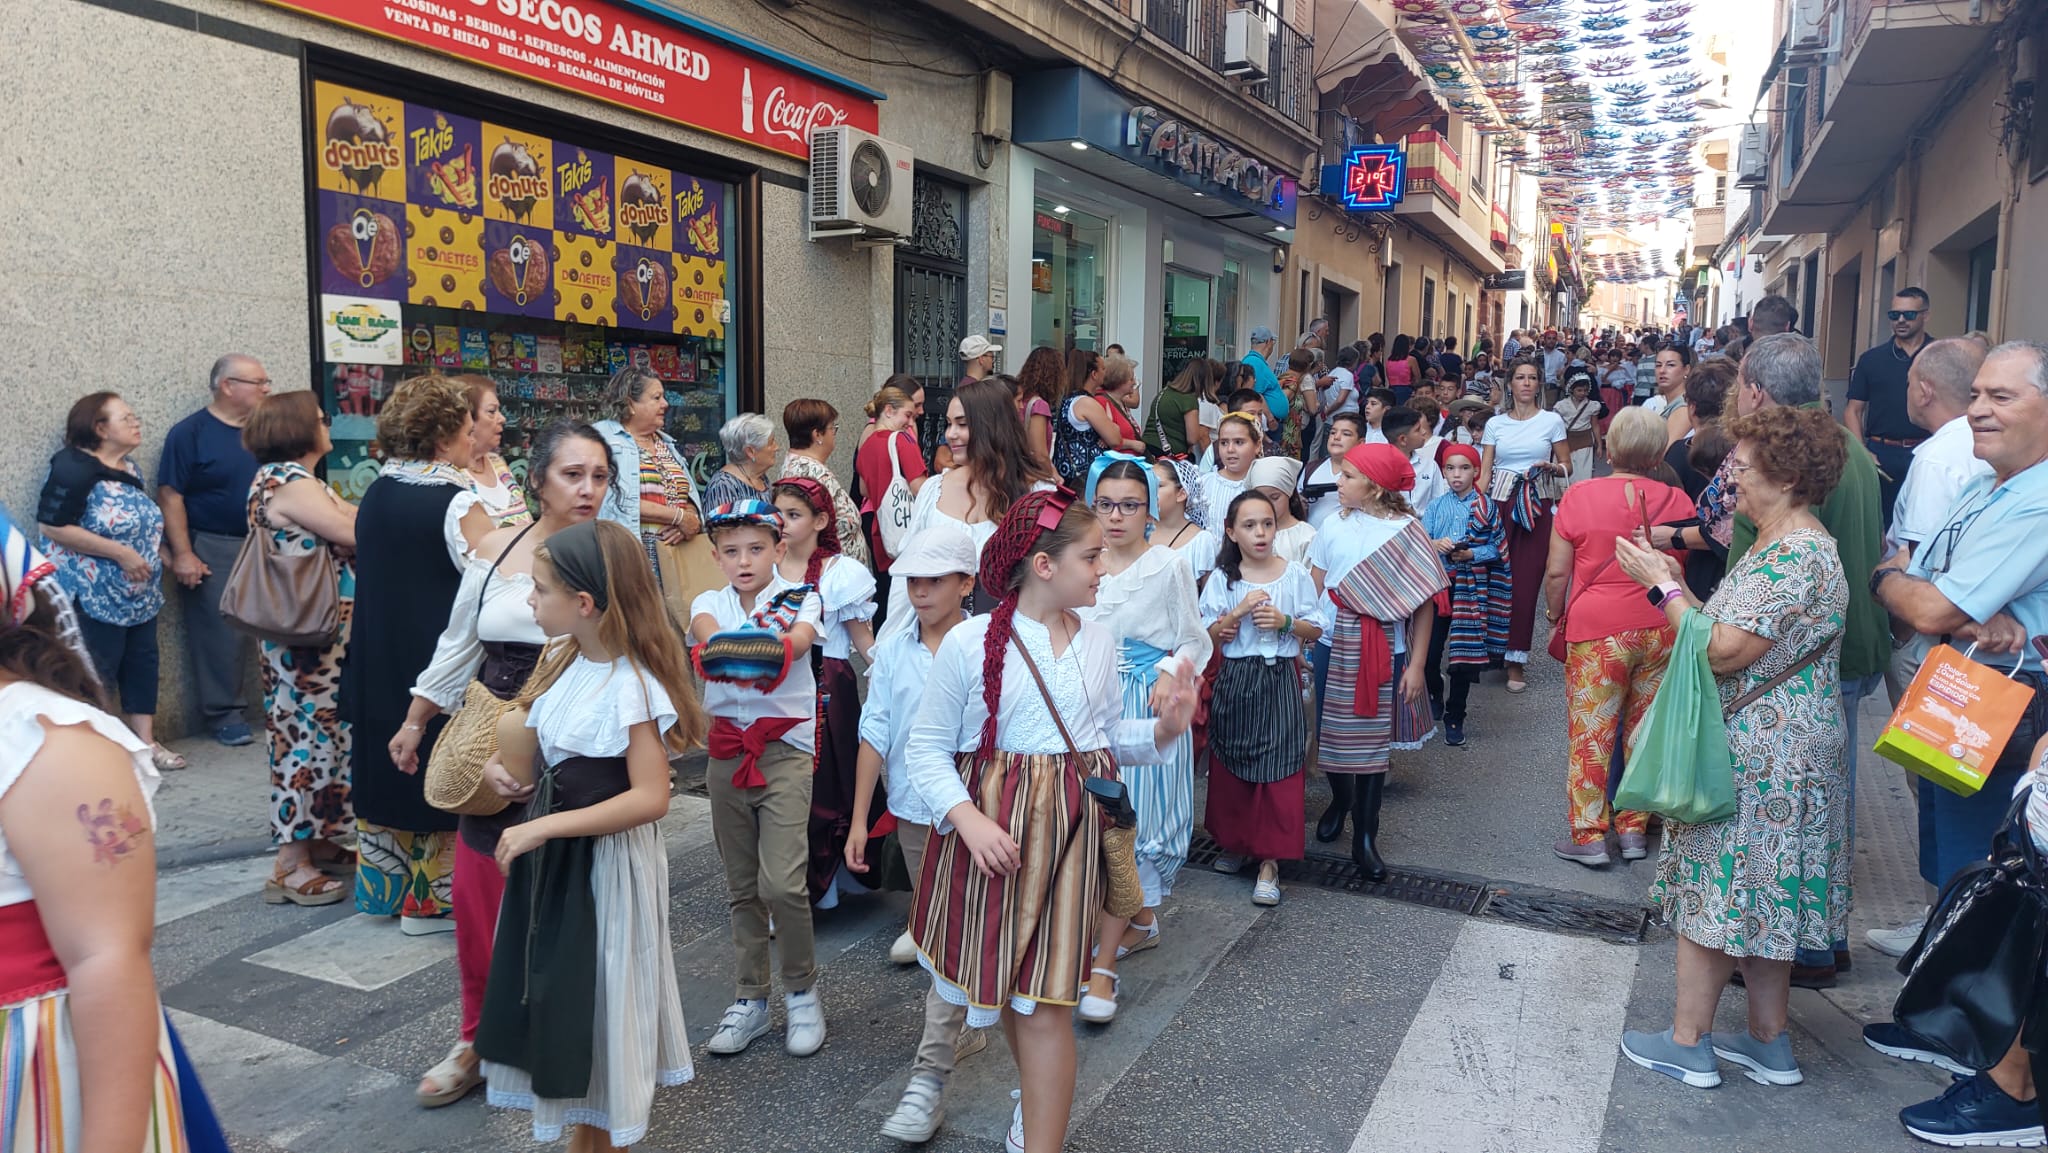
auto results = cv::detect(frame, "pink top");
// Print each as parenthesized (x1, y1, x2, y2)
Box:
(1385, 358, 1414, 388)
(1551, 476, 1694, 641)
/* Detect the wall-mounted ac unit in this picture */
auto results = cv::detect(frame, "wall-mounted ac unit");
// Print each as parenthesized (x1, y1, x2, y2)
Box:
(1787, 0, 1840, 60)
(1735, 124, 1767, 188)
(808, 125, 914, 240)
(1224, 10, 1270, 80)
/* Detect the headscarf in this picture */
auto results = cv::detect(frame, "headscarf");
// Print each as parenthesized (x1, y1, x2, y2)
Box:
(1164, 455, 1207, 529)
(1437, 443, 1481, 472)
(1083, 451, 1157, 520)
(1344, 443, 1417, 493)
(974, 487, 1077, 760)
(1, 500, 100, 699)
(1246, 455, 1303, 495)
(770, 476, 841, 587)
(540, 519, 612, 612)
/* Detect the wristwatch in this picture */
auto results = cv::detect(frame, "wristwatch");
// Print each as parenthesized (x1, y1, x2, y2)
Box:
(1646, 581, 1684, 608)
(1869, 565, 1904, 600)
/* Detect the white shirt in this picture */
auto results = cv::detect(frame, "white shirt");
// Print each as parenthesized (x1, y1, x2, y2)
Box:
(1641, 394, 1675, 418)
(879, 472, 1056, 642)
(411, 557, 546, 710)
(1481, 409, 1568, 475)
(1199, 470, 1251, 528)
(1409, 445, 1449, 513)
(526, 654, 679, 767)
(1199, 561, 1322, 659)
(1308, 509, 1417, 653)
(1303, 460, 1343, 529)
(1892, 414, 1994, 549)
(0, 683, 158, 908)
(1184, 529, 1223, 581)
(1364, 426, 1389, 445)
(1542, 348, 1566, 384)
(1077, 546, 1213, 674)
(904, 614, 1174, 832)
(1197, 399, 1222, 432)
(858, 618, 954, 825)
(1320, 367, 1359, 416)
(806, 554, 877, 660)
(691, 571, 826, 752)
(1274, 519, 1317, 568)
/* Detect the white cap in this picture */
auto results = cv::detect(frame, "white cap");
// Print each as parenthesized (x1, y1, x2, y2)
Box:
(890, 524, 980, 578)
(1247, 455, 1304, 495)
(959, 334, 1002, 360)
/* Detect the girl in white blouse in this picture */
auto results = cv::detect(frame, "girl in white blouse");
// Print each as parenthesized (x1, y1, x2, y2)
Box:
(1074, 455, 1213, 1024)
(903, 491, 1196, 1153)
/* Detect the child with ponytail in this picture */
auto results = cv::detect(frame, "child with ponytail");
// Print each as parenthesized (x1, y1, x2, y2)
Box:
(903, 489, 1197, 1153)
(474, 518, 707, 1152)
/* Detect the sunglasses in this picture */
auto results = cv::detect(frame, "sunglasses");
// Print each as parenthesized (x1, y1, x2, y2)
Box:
(1887, 310, 1923, 322)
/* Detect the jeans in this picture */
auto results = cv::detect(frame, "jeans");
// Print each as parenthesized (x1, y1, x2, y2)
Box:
(77, 614, 160, 717)
(182, 530, 251, 729)
(1796, 672, 1884, 966)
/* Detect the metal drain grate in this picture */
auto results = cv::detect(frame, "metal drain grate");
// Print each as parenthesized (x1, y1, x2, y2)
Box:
(1474, 887, 1650, 944)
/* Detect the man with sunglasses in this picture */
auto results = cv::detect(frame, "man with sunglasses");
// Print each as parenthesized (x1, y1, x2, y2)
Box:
(1846, 288, 1936, 532)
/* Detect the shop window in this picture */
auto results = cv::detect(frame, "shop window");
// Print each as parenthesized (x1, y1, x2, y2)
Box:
(1032, 199, 1110, 354)
(1163, 269, 1214, 391)
(310, 76, 742, 501)
(1217, 259, 1244, 364)
(1967, 237, 1997, 333)
(1421, 275, 1437, 344)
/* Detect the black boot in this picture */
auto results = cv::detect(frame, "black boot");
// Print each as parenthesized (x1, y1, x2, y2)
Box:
(1351, 773, 1389, 882)
(1315, 774, 1354, 843)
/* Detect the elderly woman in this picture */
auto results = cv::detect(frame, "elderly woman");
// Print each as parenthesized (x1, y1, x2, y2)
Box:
(1614, 404, 1848, 1090)
(340, 375, 491, 930)
(244, 393, 360, 908)
(36, 392, 179, 770)
(456, 375, 531, 527)
(779, 397, 869, 566)
(594, 367, 702, 578)
(703, 412, 780, 508)
(1542, 407, 1695, 867)
(1053, 353, 1145, 480)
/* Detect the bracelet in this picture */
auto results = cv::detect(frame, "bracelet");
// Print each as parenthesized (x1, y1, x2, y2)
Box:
(1655, 581, 1684, 604)
(402, 723, 424, 732)
(1280, 614, 1293, 635)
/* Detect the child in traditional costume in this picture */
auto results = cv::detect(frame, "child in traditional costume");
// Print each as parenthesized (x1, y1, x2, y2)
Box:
(1420, 444, 1510, 746)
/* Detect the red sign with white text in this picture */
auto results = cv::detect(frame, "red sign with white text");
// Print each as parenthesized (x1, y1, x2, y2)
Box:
(265, 0, 878, 159)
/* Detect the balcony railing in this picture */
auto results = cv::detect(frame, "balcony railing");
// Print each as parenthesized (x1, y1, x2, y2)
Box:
(1403, 130, 1462, 208)
(1110, 0, 1316, 130)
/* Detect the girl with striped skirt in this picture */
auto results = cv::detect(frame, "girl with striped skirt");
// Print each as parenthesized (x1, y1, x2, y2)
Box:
(1200, 491, 1324, 906)
(1074, 455, 1212, 1024)
(903, 490, 1197, 1153)
(1419, 444, 1510, 744)
(1309, 445, 1449, 883)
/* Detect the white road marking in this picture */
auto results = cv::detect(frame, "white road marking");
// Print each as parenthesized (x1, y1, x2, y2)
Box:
(155, 856, 274, 925)
(167, 1010, 407, 1149)
(1349, 919, 1639, 1153)
(244, 912, 455, 991)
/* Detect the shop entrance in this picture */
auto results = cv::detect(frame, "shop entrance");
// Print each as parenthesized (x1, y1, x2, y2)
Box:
(894, 171, 969, 461)
(1162, 267, 1213, 390)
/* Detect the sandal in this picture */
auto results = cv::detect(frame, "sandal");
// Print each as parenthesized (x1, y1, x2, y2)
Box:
(1078, 968, 1120, 1024)
(263, 865, 347, 907)
(416, 1043, 484, 1108)
(308, 842, 357, 877)
(149, 744, 188, 772)
(1116, 917, 1160, 960)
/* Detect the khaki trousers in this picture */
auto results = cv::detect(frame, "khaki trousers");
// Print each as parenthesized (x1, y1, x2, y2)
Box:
(707, 742, 817, 999)
(898, 821, 969, 1080)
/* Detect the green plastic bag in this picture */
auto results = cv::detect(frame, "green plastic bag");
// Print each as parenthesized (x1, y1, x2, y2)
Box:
(1615, 609, 1737, 824)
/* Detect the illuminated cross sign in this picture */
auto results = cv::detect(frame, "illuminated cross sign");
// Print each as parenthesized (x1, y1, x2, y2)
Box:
(1319, 145, 1406, 213)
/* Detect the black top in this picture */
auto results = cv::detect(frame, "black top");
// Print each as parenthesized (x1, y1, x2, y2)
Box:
(1847, 340, 1932, 442)
(37, 447, 145, 527)
(338, 476, 466, 833)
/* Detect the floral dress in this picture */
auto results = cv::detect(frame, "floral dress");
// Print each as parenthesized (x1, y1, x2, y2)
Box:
(250, 462, 356, 846)
(1651, 529, 1848, 960)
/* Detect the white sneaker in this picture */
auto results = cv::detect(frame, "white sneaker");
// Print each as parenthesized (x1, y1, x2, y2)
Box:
(705, 998, 771, 1055)
(1866, 908, 1929, 958)
(889, 931, 919, 965)
(879, 1072, 944, 1143)
(785, 988, 826, 1057)
(1006, 1089, 1026, 1153)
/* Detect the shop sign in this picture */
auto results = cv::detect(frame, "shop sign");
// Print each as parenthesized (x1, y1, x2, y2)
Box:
(321, 294, 404, 364)
(1318, 145, 1406, 213)
(266, 0, 877, 159)
(1126, 107, 1291, 211)
(1483, 270, 1527, 291)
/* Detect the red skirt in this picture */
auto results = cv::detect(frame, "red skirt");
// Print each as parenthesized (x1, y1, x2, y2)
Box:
(1204, 766, 1305, 861)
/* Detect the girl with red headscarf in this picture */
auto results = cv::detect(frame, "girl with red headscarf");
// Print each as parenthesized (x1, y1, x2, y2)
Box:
(1306, 443, 1449, 881)
(900, 489, 1197, 1153)
(771, 478, 878, 907)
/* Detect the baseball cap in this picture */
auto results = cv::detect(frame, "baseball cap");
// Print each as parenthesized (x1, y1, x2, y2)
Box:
(890, 525, 979, 579)
(1249, 325, 1277, 344)
(959, 335, 1002, 360)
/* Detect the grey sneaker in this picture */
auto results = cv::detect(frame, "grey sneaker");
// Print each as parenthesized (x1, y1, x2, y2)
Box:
(1866, 909, 1929, 959)
(954, 1026, 989, 1061)
(706, 998, 771, 1055)
(785, 988, 826, 1057)
(1617, 832, 1649, 860)
(1555, 837, 1612, 867)
(1212, 853, 1244, 874)
(1621, 1028, 1722, 1088)
(1714, 1030, 1803, 1085)
(879, 1072, 944, 1144)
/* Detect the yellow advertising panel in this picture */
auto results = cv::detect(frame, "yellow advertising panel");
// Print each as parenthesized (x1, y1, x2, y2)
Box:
(313, 81, 405, 200)
(675, 253, 726, 341)
(480, 125, 553, 229)
(405, 204, 485, 310)
(554, 232, 617, 326)
(615, 158, 673, 252)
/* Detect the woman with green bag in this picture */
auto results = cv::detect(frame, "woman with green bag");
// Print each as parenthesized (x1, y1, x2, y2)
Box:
(1610, 405, 1848, 1092)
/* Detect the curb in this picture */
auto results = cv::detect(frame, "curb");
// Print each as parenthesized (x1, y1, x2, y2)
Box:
(160, 837, 275, 871)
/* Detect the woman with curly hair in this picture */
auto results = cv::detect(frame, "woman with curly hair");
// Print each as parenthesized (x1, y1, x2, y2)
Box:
(341, 375, 493, 929)
(1014, 347, 1067, 462)
(1614, 403, 1848, 1091)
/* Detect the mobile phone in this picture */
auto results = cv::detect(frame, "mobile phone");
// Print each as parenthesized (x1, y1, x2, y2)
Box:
(2031, 636, 2048, 668)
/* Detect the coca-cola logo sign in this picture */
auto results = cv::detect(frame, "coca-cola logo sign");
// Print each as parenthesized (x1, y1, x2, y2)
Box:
(761, 85, 851, 143)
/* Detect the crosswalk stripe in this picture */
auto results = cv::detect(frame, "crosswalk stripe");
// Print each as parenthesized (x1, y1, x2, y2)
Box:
(156, 857, 274, 925)
(1349, 919, 1639, 1153)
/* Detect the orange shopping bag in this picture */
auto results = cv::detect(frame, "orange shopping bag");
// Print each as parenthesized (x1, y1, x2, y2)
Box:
(1873, 644, 2034, 796)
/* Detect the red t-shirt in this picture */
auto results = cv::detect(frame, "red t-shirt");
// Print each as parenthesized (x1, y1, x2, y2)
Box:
(1551, 475, 1693, 641)
(854, 429, 929, 572)
(1108, 402, 1138, 445)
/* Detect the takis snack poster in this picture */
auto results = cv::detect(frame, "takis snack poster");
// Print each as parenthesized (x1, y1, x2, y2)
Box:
(554, 146, 615, 240)
(404, 104, 483, 211)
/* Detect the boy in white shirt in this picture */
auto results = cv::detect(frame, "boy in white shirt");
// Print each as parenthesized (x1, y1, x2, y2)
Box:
(847, 527, 986, 1145)
(689, 500, 828, 1059)
(1384, 406, 1448, 511)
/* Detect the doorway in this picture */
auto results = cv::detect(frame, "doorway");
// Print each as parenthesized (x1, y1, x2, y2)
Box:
(1162, 268, 1214, 395)
(894, 171, 969, 461)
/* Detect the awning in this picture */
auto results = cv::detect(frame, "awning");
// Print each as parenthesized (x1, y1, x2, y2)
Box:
(1312, 0, 1445, 143)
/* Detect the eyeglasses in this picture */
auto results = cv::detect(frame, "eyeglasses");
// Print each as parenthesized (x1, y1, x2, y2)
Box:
(226, 376, 273, 387)
(1887, 310, 1923, 322)
(1093, 498, 1149, 518)
(1726, 458, 1754, 475)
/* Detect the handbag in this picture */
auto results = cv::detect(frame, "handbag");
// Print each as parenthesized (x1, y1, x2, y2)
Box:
(655, 533, 725, 632)
(875, 432, 917, 557)
(1012, 632, 1146, 919)
(1875, 643, 2035, 797)
(1894, 793, 2048, 1073)
(425, 522, 538, 817)
(218, 482, 340, 648)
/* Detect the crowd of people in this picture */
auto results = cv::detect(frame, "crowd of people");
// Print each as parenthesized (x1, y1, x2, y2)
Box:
(9, 286, 2048, 1151)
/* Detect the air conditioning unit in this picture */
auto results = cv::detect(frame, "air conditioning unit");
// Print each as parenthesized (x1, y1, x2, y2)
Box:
(1735, 124, 1767, 188)
(1787, 0, 1839, 59)
(808, 125, 914, 240)
(1224, 9, 1271, 80)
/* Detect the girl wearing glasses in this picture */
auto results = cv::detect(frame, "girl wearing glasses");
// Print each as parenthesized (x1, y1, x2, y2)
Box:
(1073, 454, 1211, 1025)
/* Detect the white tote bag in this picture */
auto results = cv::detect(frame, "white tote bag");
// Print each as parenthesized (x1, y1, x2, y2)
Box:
(876, 432, 917, 556)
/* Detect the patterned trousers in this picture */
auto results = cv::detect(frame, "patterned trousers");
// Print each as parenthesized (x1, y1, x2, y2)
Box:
(1564, 627, 1673, 843)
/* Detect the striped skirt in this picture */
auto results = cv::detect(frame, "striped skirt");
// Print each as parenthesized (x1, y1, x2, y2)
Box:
(1318, 651, 1434, 775)
(482, 823, 693, 1147)
(1208, 656, 1311, 784)
(912, 749, 1116, 1029)
(1, 993, 218, 1152)
(1117, 657, 1195, 908)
